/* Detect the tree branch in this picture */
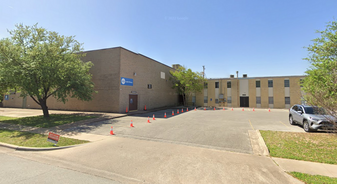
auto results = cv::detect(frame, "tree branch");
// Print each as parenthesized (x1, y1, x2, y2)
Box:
(30, 95, 40, 105)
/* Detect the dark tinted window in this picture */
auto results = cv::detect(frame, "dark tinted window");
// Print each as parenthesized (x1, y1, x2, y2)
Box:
(292, 106, 298, 111)
(215, 82, 219, 88)
(284, 80, 290, 87)
(256, 81, 260, 88)
(227, 81, 231, 88)
(268, 80, 273, 87)
(304, 107, 326, 115)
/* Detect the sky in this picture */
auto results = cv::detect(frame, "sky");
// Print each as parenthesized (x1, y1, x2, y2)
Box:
(1, 0, 336, 78)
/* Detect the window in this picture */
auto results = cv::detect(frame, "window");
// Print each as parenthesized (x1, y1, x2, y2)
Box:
(215, 82, 219, 88)
(268, 80, 273, 87)
(147, 84, 152, 89)
(204, 82, 208, 89)
(161, 72, 165, 79)
(256, 80, 260, 88)
(300, 79, 303, 87)
(285, 97, 290, 104)
(284, 79, 290, 87)
(256, 97, 261, 104)
(292, 105, 298, 111)
(227, 81, 231, 88)
(215, 99, 219, 103)
(227, 96, 232, 103)
(204, 96, 208, 103)
(268, 97, 274, 104)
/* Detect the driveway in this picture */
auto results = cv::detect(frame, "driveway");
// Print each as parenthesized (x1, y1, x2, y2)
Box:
(1, 107, 304, 183)
(64, 108, 304, 154)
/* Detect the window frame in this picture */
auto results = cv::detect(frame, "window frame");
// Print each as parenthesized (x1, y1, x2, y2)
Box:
(227, 81, 231, 88)
(256, 97, 261, 104)
(268, 97, 274, 104)
(268, 80, 273, 88)
(215, 82, 219, 88)
(284, 79, 290, 87)
(256, 80, 260, 88)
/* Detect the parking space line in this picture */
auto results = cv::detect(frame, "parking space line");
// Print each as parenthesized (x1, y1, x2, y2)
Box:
(249, 119, 255, 130)
(279, 121, 294, 130)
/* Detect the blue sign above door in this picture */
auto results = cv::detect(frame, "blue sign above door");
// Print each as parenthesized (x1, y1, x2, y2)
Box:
(121, 77, 133, 86)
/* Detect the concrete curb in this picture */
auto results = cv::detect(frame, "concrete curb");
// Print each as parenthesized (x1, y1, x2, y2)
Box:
(248, 129, 270, 156)
(0, 141, 85, 151)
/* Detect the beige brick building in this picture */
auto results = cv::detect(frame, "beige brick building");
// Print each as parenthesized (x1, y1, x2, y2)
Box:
(3, 47, 179, 113)
(190, 74, 305, 109)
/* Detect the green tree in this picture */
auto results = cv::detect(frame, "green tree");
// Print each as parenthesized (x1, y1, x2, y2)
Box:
(0, 24, 95, 117)
(170, 66, 207, 106)
(302, 20, 337, 130)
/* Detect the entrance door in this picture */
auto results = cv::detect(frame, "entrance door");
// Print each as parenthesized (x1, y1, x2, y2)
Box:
(129, 95, 138, 111)
(240, 97, 249, 107)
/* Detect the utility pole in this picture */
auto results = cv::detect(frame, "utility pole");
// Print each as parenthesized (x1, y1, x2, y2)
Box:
(202, 65, 205, 79)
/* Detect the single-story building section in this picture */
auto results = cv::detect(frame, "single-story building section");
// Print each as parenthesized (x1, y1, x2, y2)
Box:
(3, 47, 179, 113)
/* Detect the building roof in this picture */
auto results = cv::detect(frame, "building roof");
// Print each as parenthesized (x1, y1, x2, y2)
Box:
(208, 75, 306, 80)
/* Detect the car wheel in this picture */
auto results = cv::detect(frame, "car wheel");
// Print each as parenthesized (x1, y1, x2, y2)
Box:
(289, 116, 295, 125)
(303, 121, 311, 132)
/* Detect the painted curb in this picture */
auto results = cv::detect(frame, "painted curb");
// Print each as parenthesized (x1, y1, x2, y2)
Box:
(0, 141, 85, 151)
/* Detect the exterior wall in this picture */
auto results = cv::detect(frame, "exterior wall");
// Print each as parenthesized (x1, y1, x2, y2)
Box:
(273, 78, 285, 108)
(248, 79, 256, 108)
(118, 48, 178, 112)
(3, 48, 122, 112)
(207, 80, 216, 107)
(289, 77, 302, 106)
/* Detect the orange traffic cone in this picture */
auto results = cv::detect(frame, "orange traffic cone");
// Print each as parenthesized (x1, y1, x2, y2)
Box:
(164, 112, 167, 118)
(194, 107, 196, 111)
(268, 108, 271, 112)
(231, 107, 233, 111)
(223, 107, 225, 110)
(126, 107, 128, 113)
(177, 110, 179, 114)
(172, 111, 174, 116)
(187, 108, 188, 112)
(153, 114, 156, 120)
(182, 108, 184, 113)
(242, 108, 244, 111)
(147, 117, 151, 123)
(144, 105, 147, 111)
(204, 107, 206, 110)
(253, 108, 255, 112)
(110, 126, 114, 135)
(130, 120, 134, 127)
(214, 107, 216, 110)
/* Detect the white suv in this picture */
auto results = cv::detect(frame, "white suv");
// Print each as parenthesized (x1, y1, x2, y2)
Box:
(289, 105, 337, 132)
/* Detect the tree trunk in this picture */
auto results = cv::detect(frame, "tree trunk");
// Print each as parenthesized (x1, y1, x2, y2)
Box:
(39, 99, 50, 118)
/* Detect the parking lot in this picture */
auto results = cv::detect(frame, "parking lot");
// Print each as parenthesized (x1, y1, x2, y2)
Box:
(64, 107, 304, 154)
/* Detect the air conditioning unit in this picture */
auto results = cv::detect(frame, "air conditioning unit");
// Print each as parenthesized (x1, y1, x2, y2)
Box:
(230, 75, 234, 78)
(243, 74, 247, 78)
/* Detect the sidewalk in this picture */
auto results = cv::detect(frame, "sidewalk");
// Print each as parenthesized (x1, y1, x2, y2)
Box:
(272, 157, 337, 178)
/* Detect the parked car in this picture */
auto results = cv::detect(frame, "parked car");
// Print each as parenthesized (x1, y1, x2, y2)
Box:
(289, 104, 337, 132)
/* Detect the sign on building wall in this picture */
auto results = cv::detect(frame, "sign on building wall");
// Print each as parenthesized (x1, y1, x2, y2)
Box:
(121, 77, 133, 86)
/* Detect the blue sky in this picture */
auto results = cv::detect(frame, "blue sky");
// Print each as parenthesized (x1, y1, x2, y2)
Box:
(1, 0, 336, 78)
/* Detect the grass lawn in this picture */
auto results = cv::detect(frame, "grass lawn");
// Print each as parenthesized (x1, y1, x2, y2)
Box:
(0, 116, 18, 121)
(0, 114, 97, 128)
(0, 129, 89, 147)
(260, 130, 337, 164)
(289, 172, 337, 184)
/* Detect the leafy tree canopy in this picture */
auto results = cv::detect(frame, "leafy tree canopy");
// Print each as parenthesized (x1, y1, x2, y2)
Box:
(0, 24, 95, 117)
(170, 66, 206, 106)
(302, 20, 337, 129)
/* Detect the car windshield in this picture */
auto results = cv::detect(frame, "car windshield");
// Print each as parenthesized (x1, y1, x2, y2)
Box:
(304, 107, 327, 115)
